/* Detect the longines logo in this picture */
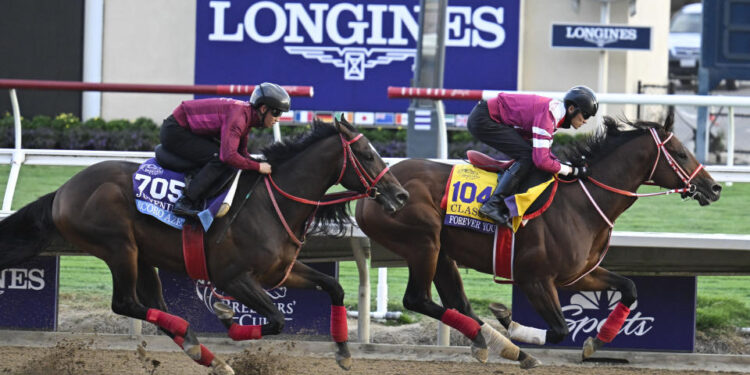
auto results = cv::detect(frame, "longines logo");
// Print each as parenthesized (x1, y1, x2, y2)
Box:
(207, 1, 508, 80)
(563, 291, 654, 342)
(564, 26, 638, 48)
(0, 268, 46, 296)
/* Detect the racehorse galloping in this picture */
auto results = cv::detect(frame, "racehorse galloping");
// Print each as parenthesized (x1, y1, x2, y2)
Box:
(356, 114, 721, 367)
(0, 118, 408, 374)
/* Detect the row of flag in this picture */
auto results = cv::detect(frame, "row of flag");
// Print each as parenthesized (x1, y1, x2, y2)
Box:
(278, 111, 469, 127)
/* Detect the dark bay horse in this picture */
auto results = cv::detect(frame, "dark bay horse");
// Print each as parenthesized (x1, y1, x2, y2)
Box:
(0, 118, 408, 374)
(356, 115, 721, 368)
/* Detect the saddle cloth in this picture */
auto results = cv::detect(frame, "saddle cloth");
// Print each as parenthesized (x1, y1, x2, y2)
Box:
(132, 158, 230, 231)
(440, 164, 557, 232)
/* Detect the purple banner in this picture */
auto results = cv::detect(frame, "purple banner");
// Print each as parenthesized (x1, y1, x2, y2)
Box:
(160, 262, 337, 335)
(0, 256, 59, 330)
(512, 275, 696, 351)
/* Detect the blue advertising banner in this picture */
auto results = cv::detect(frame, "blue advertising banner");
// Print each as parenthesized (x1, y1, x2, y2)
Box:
(512, 276, 696, 352)
(0, 256, 58, 330)
(195, 0, 519, 114)
(160, 262, 337, 335)
(551, 23, 651, 51)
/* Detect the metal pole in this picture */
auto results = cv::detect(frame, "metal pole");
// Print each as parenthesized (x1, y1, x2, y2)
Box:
(3, 89, 25, 212)
(351, 237, 371, 343)
(598, 1, 610, 118)
(728, 106, 735, 167)
(82, 0, 104, 120)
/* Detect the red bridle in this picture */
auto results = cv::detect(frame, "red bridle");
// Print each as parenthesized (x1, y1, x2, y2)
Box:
(262, 132, 391, 289)
(560, 127, 705, 228)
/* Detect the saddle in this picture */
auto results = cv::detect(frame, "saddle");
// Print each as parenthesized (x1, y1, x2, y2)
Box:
(155, 145, 236, 199)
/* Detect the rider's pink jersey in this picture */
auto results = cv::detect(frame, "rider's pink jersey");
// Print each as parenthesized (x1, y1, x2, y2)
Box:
(487, 93, 567, 174)
(172, 98, 262, 171)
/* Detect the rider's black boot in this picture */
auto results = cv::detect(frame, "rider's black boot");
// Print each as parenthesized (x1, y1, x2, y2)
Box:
(479, 159, 532, 226)
(172, 157, 228, 218)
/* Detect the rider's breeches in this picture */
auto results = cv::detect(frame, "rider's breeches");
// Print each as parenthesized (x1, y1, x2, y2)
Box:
(467, 100, 533, 164)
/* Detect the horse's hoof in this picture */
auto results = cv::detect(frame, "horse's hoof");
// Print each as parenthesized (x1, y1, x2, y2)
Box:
(335, 353, 352, 370)
(582, 336, 603, 360)
(210, 357, 235, 375)
(185, 344, 202, 361)
(471, 345, 488, 363)
(213, 302, 234, 320)
(520, 355, 541, 369)
(489, 303, 512, 326)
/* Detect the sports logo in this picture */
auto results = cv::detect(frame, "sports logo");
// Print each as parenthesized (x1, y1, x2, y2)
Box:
(284, 46, 415, 80)
(194, 281, 294, 323)
(564, 291, 652, 342)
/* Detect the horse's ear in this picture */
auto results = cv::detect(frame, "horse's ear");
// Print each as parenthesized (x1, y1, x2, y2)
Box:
(664, 111, 674, 133)
(337, 114, 356, 132)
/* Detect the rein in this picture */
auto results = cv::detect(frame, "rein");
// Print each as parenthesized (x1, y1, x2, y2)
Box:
(559, 127, 705, 227)
(262, 132, 391, 289)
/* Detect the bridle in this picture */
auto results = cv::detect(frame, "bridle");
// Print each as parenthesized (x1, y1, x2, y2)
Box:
(262, 132, 391, 289)
(561, 127, 705, 228)
(560, 127, 705, 286)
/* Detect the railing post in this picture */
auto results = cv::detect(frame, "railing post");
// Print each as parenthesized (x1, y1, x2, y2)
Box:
(351, 236, 371, 343)
(727, 106, 735, 167)
(3, 89, 25, 211)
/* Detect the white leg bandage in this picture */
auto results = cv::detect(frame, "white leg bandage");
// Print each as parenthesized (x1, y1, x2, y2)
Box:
(508, 321, 547, 345)
(480, 323, 520, 361)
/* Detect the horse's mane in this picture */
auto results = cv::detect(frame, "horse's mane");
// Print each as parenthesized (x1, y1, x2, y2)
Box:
(260, 119, 353, 237)
(261, 119, 339, 165)
(556, 116, 664, 166)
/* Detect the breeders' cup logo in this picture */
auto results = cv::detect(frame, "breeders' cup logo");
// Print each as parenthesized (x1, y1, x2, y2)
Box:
(140, 163, 163, 176)
(563, 291, 653, 342)
(564, 26, 637, 48)
(208, 1, 507, 80)
(0, 268, 46, 296)
(194, 281, 295, 325)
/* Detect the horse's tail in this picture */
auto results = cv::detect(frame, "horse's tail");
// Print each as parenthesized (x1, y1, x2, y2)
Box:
(0, 191, 59, 269)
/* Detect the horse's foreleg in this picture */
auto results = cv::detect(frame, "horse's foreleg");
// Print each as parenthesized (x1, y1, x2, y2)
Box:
(565, 267, 637, 360)
(282, 261, 351, 370)
(213, 272, 286, 340)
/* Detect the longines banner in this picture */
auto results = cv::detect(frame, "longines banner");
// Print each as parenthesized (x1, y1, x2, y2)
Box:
(195, 0, 520, 113)
(512, 276, 696, 351)
(0, 256, 58, 330)
(160, 262, 336, 335)
(551, 23, 651, 50)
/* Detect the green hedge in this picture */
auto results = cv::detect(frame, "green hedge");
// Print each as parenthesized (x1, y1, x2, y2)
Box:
(0, 112, 588, 157)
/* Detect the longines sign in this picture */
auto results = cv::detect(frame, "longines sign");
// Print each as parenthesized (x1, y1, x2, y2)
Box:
(196, 0, 520, 113)
(0, 256, 58, 330)
(551, 23, 651, 50)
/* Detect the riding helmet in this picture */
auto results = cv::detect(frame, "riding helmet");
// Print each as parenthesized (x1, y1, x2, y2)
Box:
(563, 85, 598, 119)
(250, 82, 291, 112)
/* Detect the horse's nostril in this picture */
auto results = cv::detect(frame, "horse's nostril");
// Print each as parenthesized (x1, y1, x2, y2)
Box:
(397, 191, 410, 204)
(712, 184, 722, 195)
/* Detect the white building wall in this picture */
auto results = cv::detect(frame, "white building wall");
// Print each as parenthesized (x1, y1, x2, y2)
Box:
(100, 0, 196, 122)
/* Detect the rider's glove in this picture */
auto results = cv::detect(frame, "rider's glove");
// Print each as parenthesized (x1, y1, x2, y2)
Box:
(570, 166, 590, 179)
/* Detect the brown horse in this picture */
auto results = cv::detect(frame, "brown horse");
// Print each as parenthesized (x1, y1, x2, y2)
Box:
(355, 114, 721, 368)
(0, 118, 408, 374)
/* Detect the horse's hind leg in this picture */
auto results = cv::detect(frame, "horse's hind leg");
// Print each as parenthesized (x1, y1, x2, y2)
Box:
(134, 262, 233, 374)
(565, 267, 637, 359)
(279, 261, 351, 370)
(432, 253, 539, 369)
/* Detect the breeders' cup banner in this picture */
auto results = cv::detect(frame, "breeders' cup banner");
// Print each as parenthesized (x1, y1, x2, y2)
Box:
(195, 0, 519, 114)
(161, 262, 337, 335)
(0, 256, 58, 330)
(512, 276, 696, 351)
(551, 23, 651, 50)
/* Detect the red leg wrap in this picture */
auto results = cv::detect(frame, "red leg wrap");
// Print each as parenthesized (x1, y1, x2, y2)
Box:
(197, 344, 214, 367)
(172, 335, 185, 348)
(146, 308, 189, 337)
(440, 308, 480, 340)
(228, 324, 262, 341)
(330, 305, 348, 343)
(597, 302, 631, 343)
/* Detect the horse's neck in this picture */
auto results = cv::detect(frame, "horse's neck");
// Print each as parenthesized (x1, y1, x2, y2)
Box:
(583, 141, 654, 225)
(264, 137, 342, 223)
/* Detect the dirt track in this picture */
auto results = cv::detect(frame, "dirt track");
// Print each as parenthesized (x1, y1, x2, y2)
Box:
(1, 340, 745, 375)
